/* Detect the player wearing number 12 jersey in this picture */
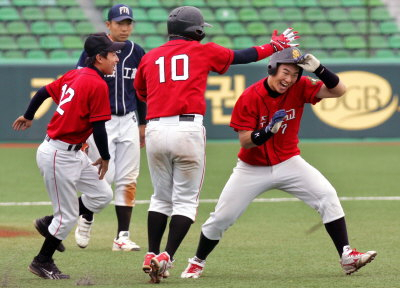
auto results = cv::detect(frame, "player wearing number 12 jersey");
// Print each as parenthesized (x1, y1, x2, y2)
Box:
(12, 33, 124, 279)
(133, 6, 299, 283)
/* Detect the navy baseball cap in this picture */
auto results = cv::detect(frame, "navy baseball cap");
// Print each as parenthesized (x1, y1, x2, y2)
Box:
(108, 4, 134, 22)
(84, 32, 125, 57)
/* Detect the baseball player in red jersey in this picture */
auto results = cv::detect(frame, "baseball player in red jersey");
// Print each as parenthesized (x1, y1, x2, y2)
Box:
(12, 33, 124, 279)
(133, 6, 299, 283)
(181, 47, 377, 279)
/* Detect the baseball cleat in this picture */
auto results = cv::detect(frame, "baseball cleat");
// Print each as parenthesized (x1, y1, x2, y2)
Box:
(112, 231, 141, 251)
(143, 252, 156, 274)
(28, 257, 70, 279)
(33, 216, 65, 252)
(75, 215, 93, 249)
(340, 246, 377, 275)
(181, 257, 205, 279)
(149, 252, 172, 283)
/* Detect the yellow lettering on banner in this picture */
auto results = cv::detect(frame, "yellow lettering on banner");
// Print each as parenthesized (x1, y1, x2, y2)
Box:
(205, 75, 245, 125)
(30, 77, 57, 119)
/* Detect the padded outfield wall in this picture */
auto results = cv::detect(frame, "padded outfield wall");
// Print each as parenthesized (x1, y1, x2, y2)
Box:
(1, 60, 400, 141)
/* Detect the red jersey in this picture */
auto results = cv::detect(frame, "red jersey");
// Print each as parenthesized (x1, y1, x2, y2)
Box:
(45, 67, 111, 144)
(134, 39, 234, 119)
(230, 76, 323, 166)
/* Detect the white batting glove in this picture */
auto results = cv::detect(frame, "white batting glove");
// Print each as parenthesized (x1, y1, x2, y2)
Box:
(297, 53, 320, 73)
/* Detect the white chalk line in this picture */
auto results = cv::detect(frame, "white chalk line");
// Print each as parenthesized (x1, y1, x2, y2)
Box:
(1, 196, 400, 206)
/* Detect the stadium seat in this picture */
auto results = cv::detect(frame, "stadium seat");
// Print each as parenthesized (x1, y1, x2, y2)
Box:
(207, 0, 229, 8)
(233, 36, 255, 49)
(368, 35, 389, 49)
(40, 35, 63, 49)
(45, 7, 67, 20)
(54, 21, 76, 34)
(201, 8, 215, 21)
(370, 7, 392, 21)
(238, 8, 260, 22)
(291, 22, 313, 35)
(269, 21, 289, 33)
(12, 0, 35, 6)
(31, 21, 53, 34)
(358, 21, 380, 34)
(224, 22, 247, 36)
(62, 35, 82, 49)
(275, 0, 296, 7)
(283, 8, 304, 22)
(147, 8, 168, 22)
(301, 35, 322, 49)
(327, 8, 349, 22)
(71, 49, 83, 59)
(21, 7, 45, 20)
(368, 0, 384, 6)
(4, 50, 24, 59)
(66, 7, 87, 20)
(352, 49, 369, 58)
(331, 49, 352, 58)
(37, 0, 58, 5)
(375, 49, 396, 58)
(134, 22, 156, 35)
(335, 21, 359, 35)
(132, 8, 148, 21)
(322, 36, 344, 49)
(259, 8, 282, 21)
(0, 23, 7, 34)
(304, 8, 326, 22)
(26, 49, 47, 59)
(295, 0, 318, 7)
(340, 0, 364, 6)
(120, 0, 140, 7)
(182, 0, 206, 7)
(75, 22, 95, 35)
(138, 0, 160, 8)
(17, 35, 40, 49)
(348, 7, 367, 21)
(206, 22, 224, 35)
(211, 36, 233, 49)
(246, 22, 268, 36)
(307, 49, 329, 59)
(0, 36, 17, 50)
(94, 0, 112, 6)
(6, 21, 29, 34)
(313, 22, 335, 35)
(344, 35, 367, 49)
(155, 22, 167, 35)
(319, 0, 341, 7)
(49, 49, 70, 59)
(215, 8, 238, 22)
(389, 35, 400, 48)
(252, 0, 274, 7)
(379, 21, 399, 34)
(57, 0, 79, 6)
(144, 35, 165, 49)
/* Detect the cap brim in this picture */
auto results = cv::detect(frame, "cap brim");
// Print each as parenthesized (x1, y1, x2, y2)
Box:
(107, 41, 126, 52)
(111, 15, 135, 22)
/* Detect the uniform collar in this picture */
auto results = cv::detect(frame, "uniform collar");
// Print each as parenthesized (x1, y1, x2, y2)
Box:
(263, 77, 282, 98)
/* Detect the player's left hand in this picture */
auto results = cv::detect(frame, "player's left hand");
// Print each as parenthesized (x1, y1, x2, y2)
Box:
(92, 158, 109, 180)
(270, 28, 300, 52)
(266, 109, 287, 134)
(12, 116, 32, 131)
(297, 53, 320, 73)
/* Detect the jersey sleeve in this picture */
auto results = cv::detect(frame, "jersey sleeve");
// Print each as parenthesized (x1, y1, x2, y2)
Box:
(45, 75, 65, 104)
(133, 61, 147, 102)
(299, 76, 324, 105)
(89, 83, 111, 122)
(204, 42, 234, 75)
(230, 90, 258, 132)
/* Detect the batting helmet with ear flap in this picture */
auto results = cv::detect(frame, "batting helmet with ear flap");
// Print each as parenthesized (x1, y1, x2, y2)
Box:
(267, 47, 303, 81)
(167, 6, 211, 41)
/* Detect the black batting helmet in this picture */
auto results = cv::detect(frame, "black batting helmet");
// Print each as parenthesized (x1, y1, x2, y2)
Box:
(267, 47, 303, 81)
(167, 6, 211, 41)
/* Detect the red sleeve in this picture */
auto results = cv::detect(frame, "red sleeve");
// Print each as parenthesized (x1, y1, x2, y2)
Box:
(205, 42, 234, 75)
(134, 62, 147, 102)
(89, 82, 111, 123)
(299, 76, 324, 105)
(230, 88, 258, 132)
(45, 76, 64, 104)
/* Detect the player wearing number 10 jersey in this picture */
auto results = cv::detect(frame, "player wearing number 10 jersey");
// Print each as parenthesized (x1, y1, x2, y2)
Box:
(133, 6, 300, 283)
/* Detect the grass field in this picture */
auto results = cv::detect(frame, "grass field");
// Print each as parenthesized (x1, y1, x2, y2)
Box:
(1, 141, 399, 287)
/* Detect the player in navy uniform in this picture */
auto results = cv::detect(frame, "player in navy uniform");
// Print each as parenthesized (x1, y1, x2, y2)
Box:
(76, 4, 146, 251)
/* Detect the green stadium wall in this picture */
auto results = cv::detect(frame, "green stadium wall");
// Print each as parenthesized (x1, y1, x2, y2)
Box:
(2, 61, 400, 141)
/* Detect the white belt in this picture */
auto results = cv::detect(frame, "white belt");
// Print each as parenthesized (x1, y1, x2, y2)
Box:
(45, 135, 83, 151)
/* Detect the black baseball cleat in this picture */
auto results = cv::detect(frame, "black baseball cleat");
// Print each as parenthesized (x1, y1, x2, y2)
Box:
(28, 257, 70, 279)
(34, 216, 65, 252)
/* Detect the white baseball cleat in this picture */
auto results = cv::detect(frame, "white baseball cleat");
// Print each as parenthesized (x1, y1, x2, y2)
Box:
(75, 215, 93, 248)
(112, 231, 140, 251)
(181, 257, 205, 279)
(340, 245, 377, 275)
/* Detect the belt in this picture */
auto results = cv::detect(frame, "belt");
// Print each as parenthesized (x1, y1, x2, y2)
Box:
(149, 115, 195, 122)
(45, 135, 83, 151)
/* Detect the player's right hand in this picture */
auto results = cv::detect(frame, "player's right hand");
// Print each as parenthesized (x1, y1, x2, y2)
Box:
(92, 158, 109, 180)
(266, 109, 287, 134)
(12, 116, 32, 131)
(270, 28, 300, 52)
(297, 53, 321, 73)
